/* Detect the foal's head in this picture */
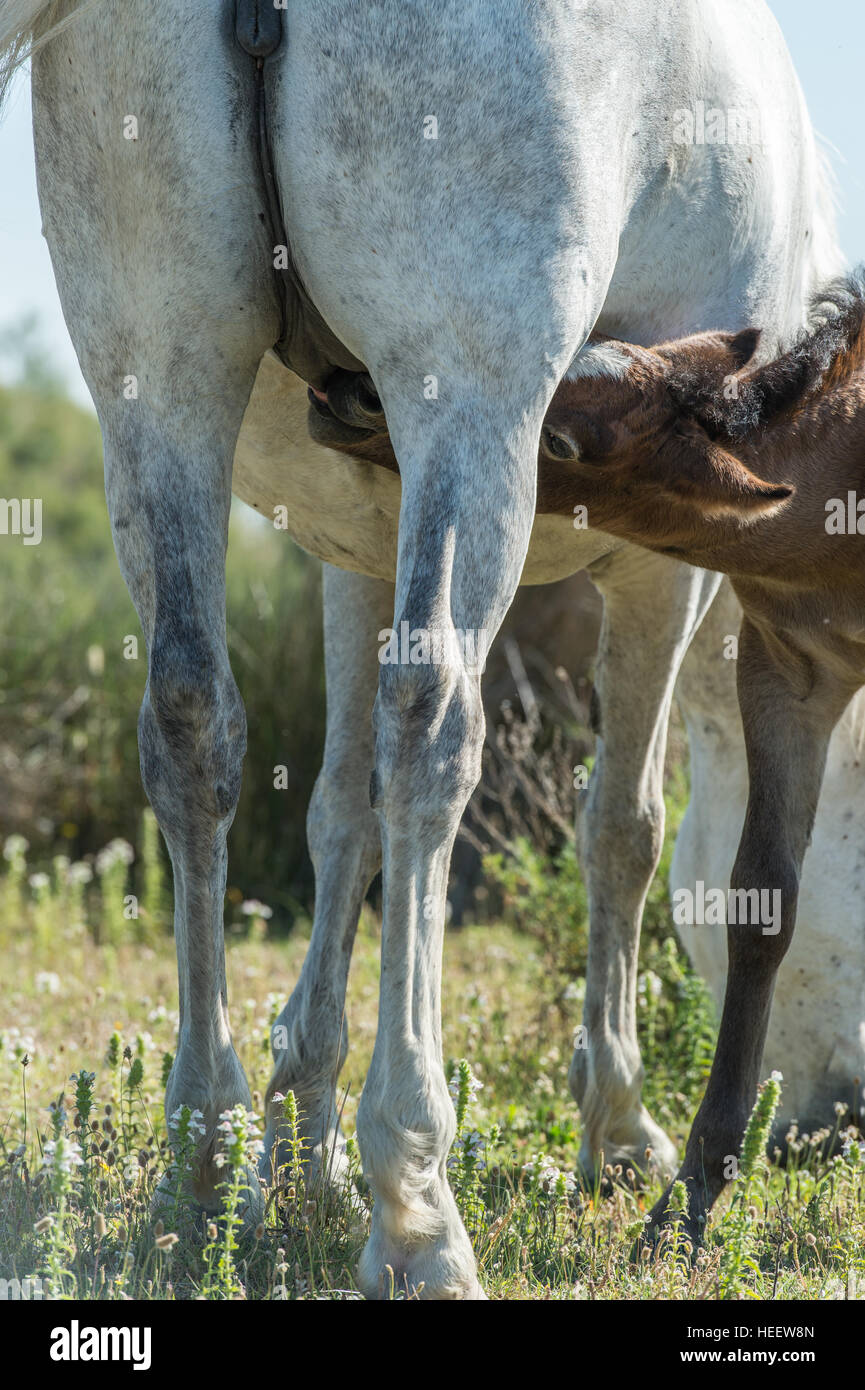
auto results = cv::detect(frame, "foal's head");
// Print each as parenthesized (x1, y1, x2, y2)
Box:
(541, 270, 865, 543)
(539, 329, 794, 541)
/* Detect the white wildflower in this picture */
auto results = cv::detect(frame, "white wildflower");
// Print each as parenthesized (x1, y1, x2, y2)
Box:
(241, 899, 273, 919)
(216, 1106, 265, 1165)
(95, 839, 135, 874)
(41, 1137, 84, 1177)
(448, 1070, 483, 1102)
(168, 1106, 206, 1138)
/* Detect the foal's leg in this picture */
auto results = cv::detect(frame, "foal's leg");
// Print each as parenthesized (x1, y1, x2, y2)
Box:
(32, 9, 282, 1213)
(571, 548, 720, 1179)
(263, 565, 392, 1188)
(648, 619, 855, 1243)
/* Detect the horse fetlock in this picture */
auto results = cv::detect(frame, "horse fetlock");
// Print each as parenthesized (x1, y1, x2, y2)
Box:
(354, 1053, 479, 1300)
(577, 1110, 679, 1186)
(153, 1156, 265, 1229)
(355, 1127, 481, 1301)
(165, 1044, 254, 1155)
(570, 1041, 677, 1178)
(261, 1106, 352, 1196)
(642, 1179, 709, 1255)
(262, 1067, 349, 1180)
(358, 1071, 457, 1223)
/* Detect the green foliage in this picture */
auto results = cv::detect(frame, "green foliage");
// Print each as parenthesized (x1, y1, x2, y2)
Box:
(717, 1073, 784, 1298)
(482, 838, 588, 1003)
(481, 766, 717, 1135)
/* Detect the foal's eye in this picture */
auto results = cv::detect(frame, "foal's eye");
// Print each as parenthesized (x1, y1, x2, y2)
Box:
(542, 428, 578, 461)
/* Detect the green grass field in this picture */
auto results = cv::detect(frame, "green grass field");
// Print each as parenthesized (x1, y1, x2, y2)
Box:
(0, 372, 862, 1303)
(1, 827, 863, 1302)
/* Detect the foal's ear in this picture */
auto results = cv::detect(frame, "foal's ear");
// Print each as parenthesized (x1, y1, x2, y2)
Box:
(655, 326, 762, 374)
(657, 417, 794, 520)
(711, 327, 762, 370)
(657, 328, 763, 435)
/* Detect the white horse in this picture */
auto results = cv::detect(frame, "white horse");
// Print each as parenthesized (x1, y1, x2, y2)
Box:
(1, 0, 843, 1297)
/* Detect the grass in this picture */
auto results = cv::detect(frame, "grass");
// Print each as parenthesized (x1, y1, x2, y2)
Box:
(1, 825, 863, 1301)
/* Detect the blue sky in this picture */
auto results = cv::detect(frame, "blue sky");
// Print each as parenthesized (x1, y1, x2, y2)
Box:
(1, 1, 862, 406)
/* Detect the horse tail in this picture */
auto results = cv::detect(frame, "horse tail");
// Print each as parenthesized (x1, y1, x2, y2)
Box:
(1, 0, 98, 113)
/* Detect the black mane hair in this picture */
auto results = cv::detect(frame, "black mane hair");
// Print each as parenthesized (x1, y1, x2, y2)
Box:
(667, 267, 865, 442)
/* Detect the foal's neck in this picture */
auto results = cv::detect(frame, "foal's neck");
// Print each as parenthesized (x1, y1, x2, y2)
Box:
(735, 371, 865, 498)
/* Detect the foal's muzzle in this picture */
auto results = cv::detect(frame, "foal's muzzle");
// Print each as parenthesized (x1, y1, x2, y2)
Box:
(306, 369, 386, 444)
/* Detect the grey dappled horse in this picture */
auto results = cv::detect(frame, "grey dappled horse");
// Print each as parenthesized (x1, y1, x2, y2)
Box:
(1, 0, 842, 1296)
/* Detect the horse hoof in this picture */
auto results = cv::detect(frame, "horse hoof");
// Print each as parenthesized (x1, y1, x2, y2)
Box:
(577, 1131, 679, 1192)
(151, 1162, 265, 1234)
(634, 1188, 706, 1263)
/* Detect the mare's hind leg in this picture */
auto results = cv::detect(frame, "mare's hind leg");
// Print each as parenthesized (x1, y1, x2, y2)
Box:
(263, 565, 392, 1191)
(32, 7, 281, 1213)
(571, 547, 720, 1181)
(106, 402, 268, 1217)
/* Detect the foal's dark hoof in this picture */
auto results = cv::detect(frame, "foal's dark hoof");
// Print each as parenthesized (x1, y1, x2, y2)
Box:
(631, 1186, 707, 1264)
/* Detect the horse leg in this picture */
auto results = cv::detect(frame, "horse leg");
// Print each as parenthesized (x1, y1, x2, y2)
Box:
(99, 385, 271, 1217)
(353, 384, 560, 1301)
(119, 426, 261, 1216)
(648, 618, 855, 1243)
(32, 8, 281, 1212)
(263, 565, 392, 1190)
(571, 548, 720, 1180)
